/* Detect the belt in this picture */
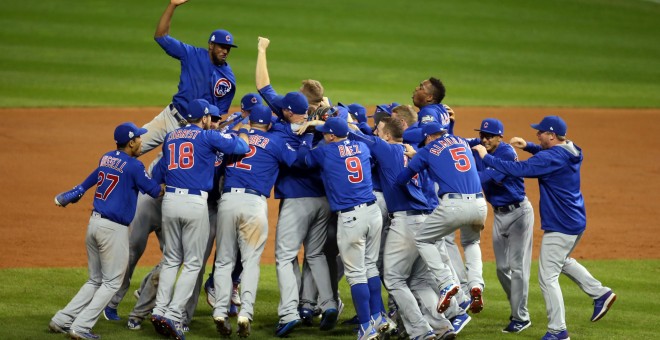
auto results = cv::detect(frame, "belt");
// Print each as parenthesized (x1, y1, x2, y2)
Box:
(166, 186, 207, 197)
(493, 201, 522, 213)
(223, 187, 264, 197)
(339, 200, 376, 213)
(441, 192, 484, 200)
(388, 210, 432, 219)
(91, 211, 128, 227)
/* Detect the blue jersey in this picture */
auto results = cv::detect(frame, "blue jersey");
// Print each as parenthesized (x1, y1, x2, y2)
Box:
(162, 125, 247, 192)
(223, 129, 297, 197)
(483, 141, 586, 235)
(418, 103, 450, 126)
(257, 85, 287, 120)
(467, 139, 526, 207)
(79, 150, 161, 226)
(349, 133, 431, 213)
(302, 135, 376, 212)
(156, 35, 236, 116)
(397, 134, 482, 196)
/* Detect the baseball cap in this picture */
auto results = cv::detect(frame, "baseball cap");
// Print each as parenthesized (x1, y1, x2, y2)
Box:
(369, 102, 401, 117)
(114, 122, 148, 144)
(241, 93, 263, 111)
(186, 99, 211, 119)
(474, 118, 504, 136)
(331, 106, 350, 121)
(280, 92, 309, 115)
(531, 115, 567, 136)
(347, 103, 367, 123)
(209, 29, 237, 47)
(316, 117, 349, 137)
(208, 104, 220, 118)
(249, 105, 273, 124)
(418, 122, 444, 147)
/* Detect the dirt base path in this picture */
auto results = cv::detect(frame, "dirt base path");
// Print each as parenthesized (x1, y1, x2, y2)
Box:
(1, 107, 658, 268)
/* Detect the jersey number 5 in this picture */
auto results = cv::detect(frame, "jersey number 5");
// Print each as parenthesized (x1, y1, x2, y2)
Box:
(95, 171, 119, 200)
(168, 142, 195, 170)
(345, 156, 363, 183)
(450, 147, 472, 172)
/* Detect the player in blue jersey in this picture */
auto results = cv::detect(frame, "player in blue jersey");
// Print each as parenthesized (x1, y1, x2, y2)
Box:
(473, 116, 616, 340)
(211, 105, 299, 337)
(151, 99, 249, 340)
(396, 122, 488, 316)
(299, 117, 387, 340)
(402, 78, 452, 146)
(465, 118, 535, 332)
(49, 122, 163, 340)
(218, 93, 263, 132)
(256, 37, 340, 337)
(140, 0, 238, 154)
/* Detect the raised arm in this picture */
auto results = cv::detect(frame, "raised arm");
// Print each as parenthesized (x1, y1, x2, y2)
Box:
(155, 0, 187, 38)
(256, 37, 271, 90)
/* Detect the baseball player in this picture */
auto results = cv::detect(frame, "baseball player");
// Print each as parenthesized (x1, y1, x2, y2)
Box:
(396, 122, 488, 315)
(140, 0, 237, 154)
(465, 118, 535, 332)
(150, 99, 249, 340)
(218, 93, 264, 132)
(402, 78, 452, 145)
(211, 105, 299, 338)
(473, 116, 616, 340)
(256, 36, 339, 337)
(49, 122, 163, 340)
(299, 117, 386, 340)
(349, 117, 457, 340)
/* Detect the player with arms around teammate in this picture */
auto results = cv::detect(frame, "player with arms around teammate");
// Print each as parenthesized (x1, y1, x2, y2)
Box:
(300, 117, 386, 340)
(211, 105, 298, 338)
(396, 122, 488, 316)
(467, 118, 535, 332)
(140, 0, 238, 154)
(473, 116, 616, 340)
(151, 99, 249, 340)
(49, 123, 163, 340)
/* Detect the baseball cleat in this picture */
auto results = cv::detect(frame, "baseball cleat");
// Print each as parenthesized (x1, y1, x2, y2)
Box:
(102, 306, 120, 321)
(204, 277, 216, 307)
(300, 307, 314, 326)
(127, 317, 142, 330)
(468, 286, 484, 314)
(231, 283, 242, 306)
(319, 308, 339, 331)
(449, 313, 471, 334)
(214, 316, 232, 337)
(237, 316, 251, 338)
(357, 321, 379, 340)
(67, 329, 100, 339)
(411, 330, 437, 340)
(435, 328, 457, 340)
(48, 320, 70, 334)
(541, 330, 570, 340)
(228, 303, 239, 317)
(275, 319, 301, 337)
(502, 319, 531, 333)
(162, 317, 185, 340)
(591, 290, 616, 322)
(151, 315, 169, 337)
(436, 283, 460, 314)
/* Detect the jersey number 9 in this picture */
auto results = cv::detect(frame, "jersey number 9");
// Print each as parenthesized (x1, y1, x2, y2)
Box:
(345, 156, 363, 183)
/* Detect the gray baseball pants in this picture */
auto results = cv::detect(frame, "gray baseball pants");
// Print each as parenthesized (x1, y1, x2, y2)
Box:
(52, 214, 129, 333)
(140, 104, 182, 154)
(337, 203, 382, 286)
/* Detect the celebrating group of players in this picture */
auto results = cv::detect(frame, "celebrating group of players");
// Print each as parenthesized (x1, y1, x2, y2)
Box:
(48, 1, 617, 340)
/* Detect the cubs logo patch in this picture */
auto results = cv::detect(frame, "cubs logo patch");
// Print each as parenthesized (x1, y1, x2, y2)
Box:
(225, 35, 231, 42)
(251, 97, 258, 104)
(214, 78, 232, 98)
(483, 122, 489, 128)
(211, 35, 216, 42)
(421, 115, 436, 123)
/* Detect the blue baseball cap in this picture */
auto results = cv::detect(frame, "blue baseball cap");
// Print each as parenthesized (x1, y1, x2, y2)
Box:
(474, 118, 504, 136)
(316, 117, 349, 137)
(208, 104, 220, 118)
(241, 93, 263, 111)
(249, 105, 273, 124)
(347, 103, 367, 123)
(531, 115, 567, 136)
(186, 99, 211, 119)
(369, 102, 401, 117)
(419, 122, 444, 147)
(209, 29, 237, 47)
(331, 106, 350, 121)
(280, 92, 309, 115)
(114, 122, 147, 144)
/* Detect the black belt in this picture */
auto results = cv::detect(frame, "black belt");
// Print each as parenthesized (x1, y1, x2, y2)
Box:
(223, 187, 264, 197)
(388, 210, 432, 219)
(91, 211, 128, 227)
(339, 200, 376, 213)
(441, 192, 484, 199)
(166, 186, 206, 196)
(493, 201, 522, 213)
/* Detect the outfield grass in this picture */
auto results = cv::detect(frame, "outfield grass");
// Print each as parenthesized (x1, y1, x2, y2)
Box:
(1, 260, 657, 339)
(1, 0, 659, 108)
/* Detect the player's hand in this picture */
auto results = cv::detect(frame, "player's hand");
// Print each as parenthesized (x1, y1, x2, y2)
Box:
(158, 184, 166, 197)
(443, 104, 455, 121)
(258, 37, 270, 52)
(403, 144, 417, 158)
(509, 137, 527, 149)
(472, 144, 488, 158)
(171, 0, 188, 6)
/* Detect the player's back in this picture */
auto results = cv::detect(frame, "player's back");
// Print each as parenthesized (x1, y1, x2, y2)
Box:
(425, 134, 482, 196)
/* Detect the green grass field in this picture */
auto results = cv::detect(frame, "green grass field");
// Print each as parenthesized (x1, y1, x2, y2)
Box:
(1, 260, 658, 339)
(1, 0, 659, 108)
